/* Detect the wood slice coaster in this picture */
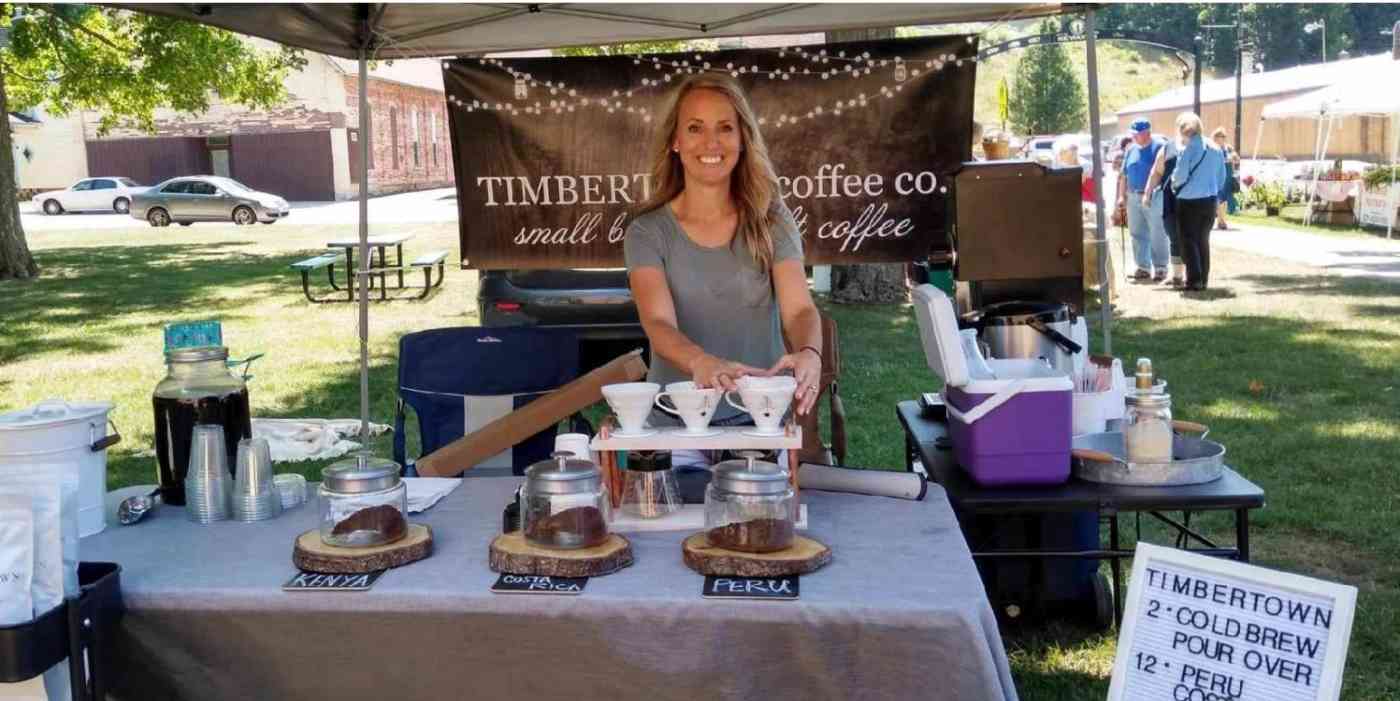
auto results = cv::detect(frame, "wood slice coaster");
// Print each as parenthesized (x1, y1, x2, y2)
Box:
(292, 524, 433, 574)
(489, 532, 634, 577)
(681, 533, 832, 577)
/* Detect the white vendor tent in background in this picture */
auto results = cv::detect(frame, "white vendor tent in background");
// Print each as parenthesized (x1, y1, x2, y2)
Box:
(1260, 58, 1400, 238)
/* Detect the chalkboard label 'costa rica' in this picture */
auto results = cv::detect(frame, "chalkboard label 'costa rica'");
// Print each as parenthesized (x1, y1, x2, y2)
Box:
(490, 574, 588, 595)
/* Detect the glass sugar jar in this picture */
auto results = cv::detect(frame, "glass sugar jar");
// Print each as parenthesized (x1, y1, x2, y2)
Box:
(522, 452, 610, 550)
(319, 453, 408, 548)
(1125, 391, 1173, 463)
(704, 451, 795, 553)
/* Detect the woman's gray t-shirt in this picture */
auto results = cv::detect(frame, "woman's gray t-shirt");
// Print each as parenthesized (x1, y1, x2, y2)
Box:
(624, 202, 804, 421)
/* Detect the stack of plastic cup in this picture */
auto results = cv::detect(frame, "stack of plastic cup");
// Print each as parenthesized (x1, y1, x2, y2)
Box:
(274, 473, 308, 510)
(185, 425, 232, 523)
(232, 438, 282, 522)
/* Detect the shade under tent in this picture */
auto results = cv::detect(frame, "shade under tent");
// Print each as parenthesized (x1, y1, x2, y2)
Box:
(106, 2, 1117, 440)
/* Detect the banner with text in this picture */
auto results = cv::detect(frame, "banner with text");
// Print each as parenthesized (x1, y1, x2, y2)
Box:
(443, 36, 977, 269)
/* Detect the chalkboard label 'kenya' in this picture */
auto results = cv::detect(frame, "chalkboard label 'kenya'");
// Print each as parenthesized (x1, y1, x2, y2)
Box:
(1109, 544, 1357, 701)
(702, 576, 799, 601)
(491, 574, 588, 595)
(283, 570, 386, 592)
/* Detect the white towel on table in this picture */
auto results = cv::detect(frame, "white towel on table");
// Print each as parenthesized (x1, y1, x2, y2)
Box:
(251, 418, 392, 463)
(403, 478, 462, 513)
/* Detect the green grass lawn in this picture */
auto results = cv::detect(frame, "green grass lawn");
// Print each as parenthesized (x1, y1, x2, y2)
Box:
(4, 221, 1398, 698)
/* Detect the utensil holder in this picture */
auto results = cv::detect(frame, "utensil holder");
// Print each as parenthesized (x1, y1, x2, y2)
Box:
(0, 562, 124, 701)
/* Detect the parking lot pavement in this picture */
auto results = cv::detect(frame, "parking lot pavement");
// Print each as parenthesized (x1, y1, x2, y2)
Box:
(19, 187, 461, 231)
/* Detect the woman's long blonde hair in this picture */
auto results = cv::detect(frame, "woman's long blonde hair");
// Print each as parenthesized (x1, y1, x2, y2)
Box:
(635, 72, 782, 271)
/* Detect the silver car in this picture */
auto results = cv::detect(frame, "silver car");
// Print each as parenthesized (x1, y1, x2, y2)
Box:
(131, 175, 290, 227)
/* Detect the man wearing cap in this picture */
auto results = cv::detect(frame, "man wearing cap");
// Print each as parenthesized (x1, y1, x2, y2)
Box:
(1117, 118, 1173, 281)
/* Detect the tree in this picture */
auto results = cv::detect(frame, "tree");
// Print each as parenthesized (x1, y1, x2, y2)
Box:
(0, 4, 305, 280)
(1008, 19, 1086, 136)
(555, 40, 706, 58)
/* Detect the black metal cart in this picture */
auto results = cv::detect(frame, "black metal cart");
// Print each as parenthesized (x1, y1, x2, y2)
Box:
(897, 400, 1265, 627)
(0, 563, 123, 701)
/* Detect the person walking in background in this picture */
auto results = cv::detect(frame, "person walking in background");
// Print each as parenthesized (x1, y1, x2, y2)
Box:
(1166, 113, 1226, 291)
(1213, 128, 1238, 229)
(1111, 136, 1131, 229)
(1121, 118, 1172, 282)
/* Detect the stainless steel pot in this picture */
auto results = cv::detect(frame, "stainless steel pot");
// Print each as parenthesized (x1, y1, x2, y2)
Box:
(965, 300, 1082, 374)
(1071, 422, 1224, 486)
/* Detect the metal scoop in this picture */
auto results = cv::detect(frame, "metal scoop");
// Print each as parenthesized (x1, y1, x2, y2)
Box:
(117, 488, 160, 525)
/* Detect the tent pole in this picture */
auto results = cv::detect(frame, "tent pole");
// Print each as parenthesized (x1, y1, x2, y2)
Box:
(1310, 115, 1335, 227)
(1085, 8, 1110, 354)
(358, 43, 371, 440)
(1251, 116, 1264, 160)
(1306, 116, 1324, 226)
(1389, 113, 1398, 240)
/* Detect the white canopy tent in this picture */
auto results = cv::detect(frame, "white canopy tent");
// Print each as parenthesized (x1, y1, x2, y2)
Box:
(1259, 59, 1400, 238)
(109, 2, 1117, 440)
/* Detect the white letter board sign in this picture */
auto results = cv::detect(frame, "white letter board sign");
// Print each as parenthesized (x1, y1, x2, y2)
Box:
(1109, 543, 1356, 701)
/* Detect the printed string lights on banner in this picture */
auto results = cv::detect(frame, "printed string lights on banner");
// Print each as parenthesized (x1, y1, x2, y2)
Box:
(441, 39, 981, 129)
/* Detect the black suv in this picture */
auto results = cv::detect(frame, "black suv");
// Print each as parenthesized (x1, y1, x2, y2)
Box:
(478, 268, 646, 366)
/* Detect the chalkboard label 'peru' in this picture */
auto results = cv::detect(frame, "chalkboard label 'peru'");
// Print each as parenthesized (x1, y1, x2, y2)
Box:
(1109, 544, 1357, 701)
(490, 574, 588, 595)
(283, 570, 386, 592)
(702, 576, 800, 601)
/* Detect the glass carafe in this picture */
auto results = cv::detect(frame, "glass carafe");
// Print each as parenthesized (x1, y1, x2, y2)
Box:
(153, 347, 251, 506)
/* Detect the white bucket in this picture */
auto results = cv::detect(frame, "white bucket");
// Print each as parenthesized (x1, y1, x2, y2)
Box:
(0, 399, 118, 538)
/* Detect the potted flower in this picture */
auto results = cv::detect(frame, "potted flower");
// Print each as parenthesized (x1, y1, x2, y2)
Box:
(1249, 182, 1287, 216)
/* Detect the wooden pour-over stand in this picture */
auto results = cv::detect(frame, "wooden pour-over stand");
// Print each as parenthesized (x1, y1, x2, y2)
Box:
(592, 416, 832, 577)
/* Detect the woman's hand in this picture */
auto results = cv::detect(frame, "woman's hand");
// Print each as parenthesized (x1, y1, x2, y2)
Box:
(767, 348, 823, 416)
(1140, 192, 1152, 209)
(692, 353, 767, 392)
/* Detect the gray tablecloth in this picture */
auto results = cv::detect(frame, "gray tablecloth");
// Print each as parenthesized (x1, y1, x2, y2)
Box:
(84, 479, 1018, 701)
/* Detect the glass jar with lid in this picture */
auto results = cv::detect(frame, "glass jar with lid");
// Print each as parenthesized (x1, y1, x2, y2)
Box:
(704, 451, 795, 553)
(522, 452, 610, 549)
(1125, 392, 1173, 463)
(319, 453, 408, 547)
(152, 346, 252, 506)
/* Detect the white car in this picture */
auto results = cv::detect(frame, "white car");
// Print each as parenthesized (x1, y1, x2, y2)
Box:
(32, 177, 149, 215)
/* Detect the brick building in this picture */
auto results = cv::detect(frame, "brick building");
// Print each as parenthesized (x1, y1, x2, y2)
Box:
(83, 40, 453, 200)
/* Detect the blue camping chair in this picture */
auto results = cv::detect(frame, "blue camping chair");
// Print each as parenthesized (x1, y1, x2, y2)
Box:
(393, 326, 586, 476)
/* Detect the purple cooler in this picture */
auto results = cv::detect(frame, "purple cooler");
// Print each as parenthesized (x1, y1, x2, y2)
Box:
(913, 285, 1073, 487)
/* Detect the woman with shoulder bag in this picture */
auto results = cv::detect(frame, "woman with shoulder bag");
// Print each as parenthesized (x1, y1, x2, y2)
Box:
(1168, 113, 1227, 291)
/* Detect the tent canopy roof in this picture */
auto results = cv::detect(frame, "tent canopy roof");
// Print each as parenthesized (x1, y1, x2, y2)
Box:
(1261, 59, 1400, 121)
(1117, 52, 1396, 116)
(111, 3, 1064, 59)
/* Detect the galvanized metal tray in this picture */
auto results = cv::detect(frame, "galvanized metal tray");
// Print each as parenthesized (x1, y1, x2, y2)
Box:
(1071, 431, 1226, 486)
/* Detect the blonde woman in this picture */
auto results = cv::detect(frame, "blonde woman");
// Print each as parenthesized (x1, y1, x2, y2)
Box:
(1165, 113, 1227, 290)
(624, 73, 821, 470)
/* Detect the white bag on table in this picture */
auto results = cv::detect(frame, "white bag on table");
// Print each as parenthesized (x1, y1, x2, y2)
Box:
(0, 495, 45, 701)
(0, 468, 81, 701)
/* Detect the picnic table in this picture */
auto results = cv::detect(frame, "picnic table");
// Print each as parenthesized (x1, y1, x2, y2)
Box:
(327, 233, 415, 292)
(85, 478, 1020, 700)
(291, 234, 447, 302)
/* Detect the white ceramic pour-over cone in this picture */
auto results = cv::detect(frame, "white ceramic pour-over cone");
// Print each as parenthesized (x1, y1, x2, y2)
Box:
(601, 382, 661, 436)
(724, 376, 797, 435)
(654, 381, 721, 434)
